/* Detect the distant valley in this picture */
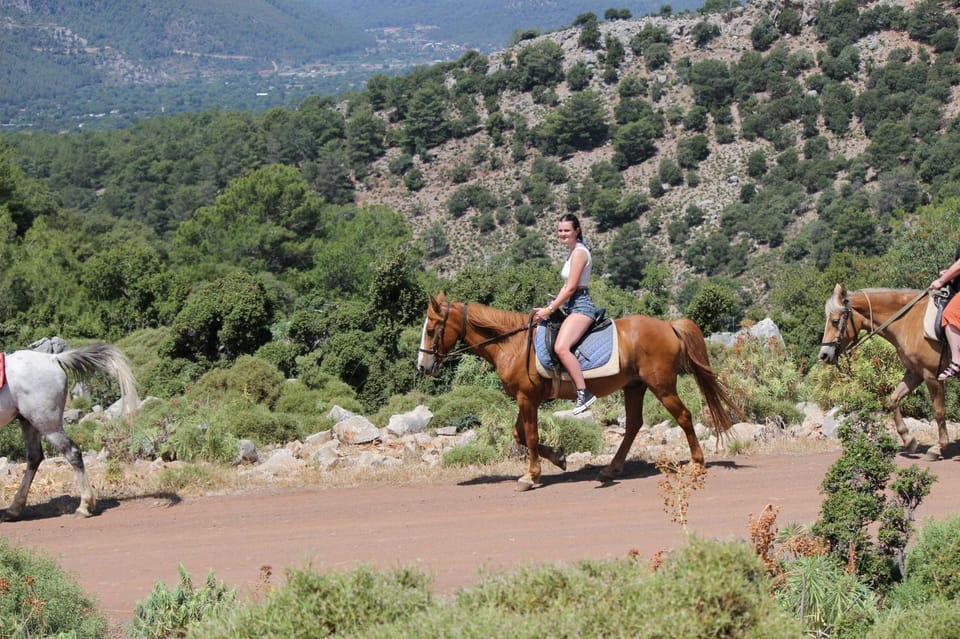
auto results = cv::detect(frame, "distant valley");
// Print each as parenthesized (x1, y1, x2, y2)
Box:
(0, 0, 700, 131)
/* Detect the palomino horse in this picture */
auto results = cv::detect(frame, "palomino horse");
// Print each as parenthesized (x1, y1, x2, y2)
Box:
(0, 344, 139, 519)
(818, 284, 952, 460)
(417, 293, 744, 490)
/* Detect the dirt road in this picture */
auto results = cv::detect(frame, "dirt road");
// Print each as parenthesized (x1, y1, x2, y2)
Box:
(4, 450, 960, 635)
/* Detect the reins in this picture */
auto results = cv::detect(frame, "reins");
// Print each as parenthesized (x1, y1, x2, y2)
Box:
(832, 289, 927, 357)
(421, 301, 534, 364)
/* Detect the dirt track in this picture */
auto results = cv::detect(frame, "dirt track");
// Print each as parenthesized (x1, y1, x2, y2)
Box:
(4, 450, 960, 636)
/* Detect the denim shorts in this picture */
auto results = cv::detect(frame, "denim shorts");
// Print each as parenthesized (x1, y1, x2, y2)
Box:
(563, 289, 596, 317)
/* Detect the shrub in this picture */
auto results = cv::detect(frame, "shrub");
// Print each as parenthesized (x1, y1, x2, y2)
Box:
(161, 404, 240, 464)
(188, 355, 286, 408)
(775, 555, 877, 637)
(623, 537, 804, 638)
(867, 598, 960, 639)
(442, 440, 500, 466)
(129, 565, 236, 639)
(274, 380, 326, 415)
(887, 515, 960, 606)
(806, 338, 924, 416)
(187, 565, 432, 638)
(539, 414, 603, 455)
(429, 386, 509, 431)
(0, 539, 107, 639)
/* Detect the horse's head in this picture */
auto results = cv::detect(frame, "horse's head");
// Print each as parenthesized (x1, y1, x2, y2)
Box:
(417, 292, 465, 375)
(818, 283, 857, 364)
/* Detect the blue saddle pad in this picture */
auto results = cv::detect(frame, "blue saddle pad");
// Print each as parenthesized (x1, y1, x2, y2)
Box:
(535, 322, 615, 372)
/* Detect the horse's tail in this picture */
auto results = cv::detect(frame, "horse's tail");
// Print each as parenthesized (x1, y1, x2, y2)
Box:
(670, 318, 745, 437)
(54, 344, 140, 417)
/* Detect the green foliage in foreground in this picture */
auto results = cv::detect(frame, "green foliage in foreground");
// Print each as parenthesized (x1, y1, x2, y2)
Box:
(0, 539, 107, 639)
(885, 515, 960, 608)
(187, 566, 433, 639)
(129, 564, 236, 639)
(187, 538, 802, 639)
(867, 598, 960, 639)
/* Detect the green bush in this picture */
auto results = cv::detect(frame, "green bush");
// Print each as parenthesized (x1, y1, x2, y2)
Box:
(187, 565, 432, 638)
(129, 565, 236, 639)
(539, 414, 603, 455)
(0, 539, 107, 639)
(442, 440, 500, 466)
(775, 555, 877, 637)
(886, 515, 960, 606)
(429, 386, 509, 430)
(0, 426, 23, 461)
(806, 336, 920, 416)
(274, 380, 326, 415)
(188, 356, 286, 409)
(711, 333, 806, 424)
(621, 537, 803, 638)
(868, 598, 960, 639)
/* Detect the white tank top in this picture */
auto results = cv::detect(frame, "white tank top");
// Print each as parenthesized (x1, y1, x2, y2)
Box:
(560, 243, 591, 287)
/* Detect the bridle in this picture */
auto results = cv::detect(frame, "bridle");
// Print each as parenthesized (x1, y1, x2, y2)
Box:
(419, 301, 533, 366)
(821, 288, 927, 358)
(820, 294, 860, 358)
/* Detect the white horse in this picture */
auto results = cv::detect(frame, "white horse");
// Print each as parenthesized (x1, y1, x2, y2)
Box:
(0, 344, 139, 519)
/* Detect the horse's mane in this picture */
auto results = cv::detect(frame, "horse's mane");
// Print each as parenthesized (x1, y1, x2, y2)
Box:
(467, 302, 528, 332)
(825, 287, 922, 314)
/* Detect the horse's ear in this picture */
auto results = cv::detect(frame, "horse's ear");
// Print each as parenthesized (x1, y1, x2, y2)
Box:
(833, 283, 846, 301)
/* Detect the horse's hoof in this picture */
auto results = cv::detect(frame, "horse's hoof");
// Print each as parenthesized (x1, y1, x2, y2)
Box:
(0, 509, 19, 522)
(74, 507, 94, 518)
(924, 447, 943, 462)
(515, 478, 541, 492)
(905, 437, 919, 454)
(597, 467, 618, 483)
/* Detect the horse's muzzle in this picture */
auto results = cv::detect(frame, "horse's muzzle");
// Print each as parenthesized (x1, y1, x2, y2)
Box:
(818, 345, 837, 365)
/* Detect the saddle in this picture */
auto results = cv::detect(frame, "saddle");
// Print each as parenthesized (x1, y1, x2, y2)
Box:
(534, 308, 621, 390)
(925, 287, 955, 343)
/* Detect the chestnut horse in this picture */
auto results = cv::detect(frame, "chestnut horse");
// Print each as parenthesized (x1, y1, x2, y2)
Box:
(0, 343, 139, 519)
(818, 284, 952, 460)
(417, 293, 744, 490)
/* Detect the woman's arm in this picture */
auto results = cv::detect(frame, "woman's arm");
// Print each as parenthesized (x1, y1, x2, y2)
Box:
(534, 247, 588, 321)
(931, 257, 960, 289)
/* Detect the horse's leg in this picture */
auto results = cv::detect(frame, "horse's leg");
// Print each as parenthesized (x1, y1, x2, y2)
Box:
(924, 378, 949, 461)
(887, 373, 921, 454)
(4, 423, 44, 520)
(600, 384, 645, 481)
(44, 429, 95, 517)
(515, 398, 543, 491)
(514, 411, 565, 470)
(654, 388, 704, 466)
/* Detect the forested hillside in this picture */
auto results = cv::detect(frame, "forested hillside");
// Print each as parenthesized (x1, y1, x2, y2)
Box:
(2, 0, 960, 414)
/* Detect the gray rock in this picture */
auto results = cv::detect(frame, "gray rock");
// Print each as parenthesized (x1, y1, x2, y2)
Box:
(334, 415, 381, 445)
(237, 439, 259, 464)
(327, 405, 356, 422)
(386, 405, 434, 436)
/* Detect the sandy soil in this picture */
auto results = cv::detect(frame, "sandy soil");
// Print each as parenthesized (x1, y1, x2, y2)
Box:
(4, 449, 960, 636)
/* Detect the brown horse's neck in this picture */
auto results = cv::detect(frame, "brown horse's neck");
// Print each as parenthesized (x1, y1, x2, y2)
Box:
(457, 303, 528, 365)
(850, 289, 923, 337)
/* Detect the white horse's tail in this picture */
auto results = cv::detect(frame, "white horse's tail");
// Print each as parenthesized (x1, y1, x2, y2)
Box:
(54, 344, 140, 417)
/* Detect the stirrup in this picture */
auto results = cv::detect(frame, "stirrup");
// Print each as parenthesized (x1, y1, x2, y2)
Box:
(938, 361, 960, 381)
